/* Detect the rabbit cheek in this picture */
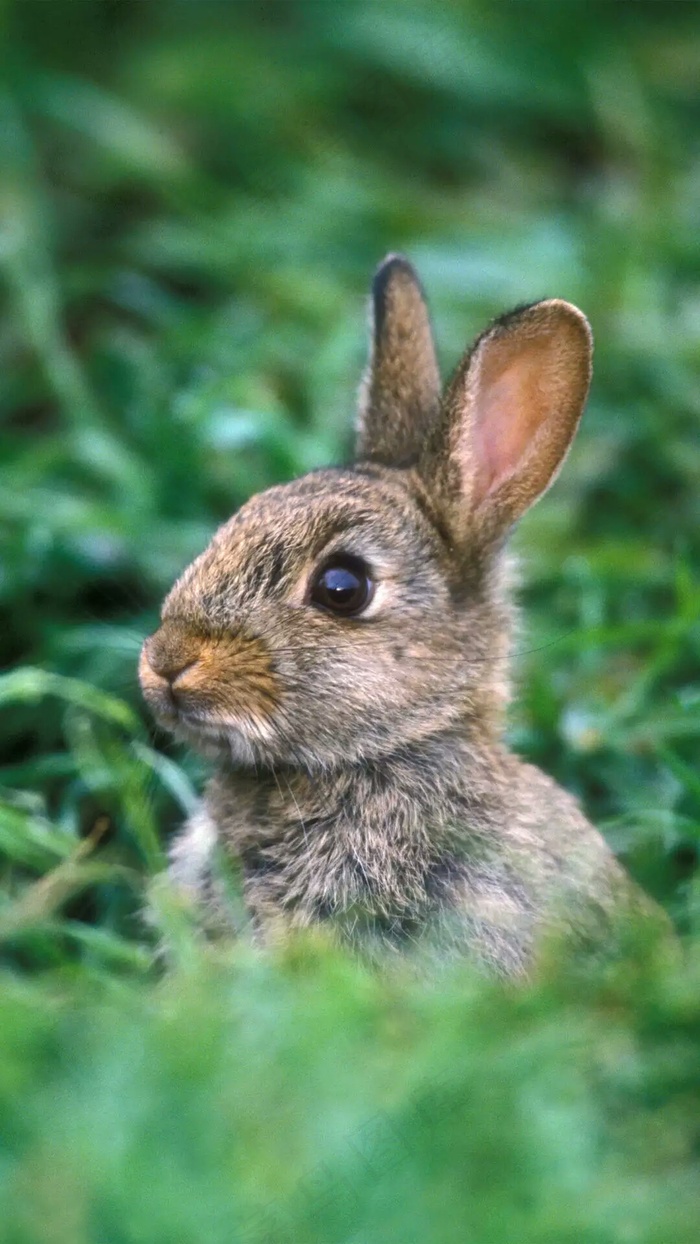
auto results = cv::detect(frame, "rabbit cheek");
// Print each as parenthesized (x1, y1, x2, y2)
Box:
(139, 625, 279, 732)
(144, 635, 278, 735)
(192, 634, 280, 727)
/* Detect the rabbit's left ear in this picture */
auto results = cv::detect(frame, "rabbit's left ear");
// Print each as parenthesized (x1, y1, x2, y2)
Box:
(428, 299, 592, 544)
(356, 254, 441, 467)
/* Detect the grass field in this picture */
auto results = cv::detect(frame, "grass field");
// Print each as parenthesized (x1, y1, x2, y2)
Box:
(1, 2, 699, 1240)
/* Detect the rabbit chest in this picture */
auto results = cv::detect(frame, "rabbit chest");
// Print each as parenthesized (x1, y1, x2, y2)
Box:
(203, 761, 536, 966)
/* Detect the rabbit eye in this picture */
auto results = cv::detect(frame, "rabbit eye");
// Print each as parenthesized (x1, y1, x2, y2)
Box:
(309, 555, 373, 617)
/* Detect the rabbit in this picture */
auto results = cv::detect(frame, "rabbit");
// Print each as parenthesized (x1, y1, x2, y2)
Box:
(139, 254, 661, 976)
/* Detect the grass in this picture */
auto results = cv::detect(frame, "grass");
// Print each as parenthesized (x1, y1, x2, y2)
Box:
(1, 1, 699, 1240)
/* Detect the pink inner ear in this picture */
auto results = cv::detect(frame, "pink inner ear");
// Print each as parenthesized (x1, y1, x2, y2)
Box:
(470, 333, 557, 508)
(442, 299, 591, 533)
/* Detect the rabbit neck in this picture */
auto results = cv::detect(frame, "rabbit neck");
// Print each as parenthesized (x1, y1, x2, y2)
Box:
(206, 728, 512, 937)
(212, 725, 507, 821)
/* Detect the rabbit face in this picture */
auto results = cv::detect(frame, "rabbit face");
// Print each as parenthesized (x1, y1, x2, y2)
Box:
(140, 466, 505, 769)
(142, 254, 592, 772)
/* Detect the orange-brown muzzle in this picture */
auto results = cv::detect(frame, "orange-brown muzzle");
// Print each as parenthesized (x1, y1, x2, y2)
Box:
(139, 619, 279, 726)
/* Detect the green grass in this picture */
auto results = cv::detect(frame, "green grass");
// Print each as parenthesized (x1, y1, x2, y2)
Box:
(1, 1, 699, 1240)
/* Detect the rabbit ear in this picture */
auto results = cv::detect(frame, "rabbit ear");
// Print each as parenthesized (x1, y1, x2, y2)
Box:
(356, 254, 441, 466)
(430, 299, 592, 544)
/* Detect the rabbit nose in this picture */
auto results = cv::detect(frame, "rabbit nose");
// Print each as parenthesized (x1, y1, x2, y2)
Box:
(149, 652, 197, 687)
(144, 624, 204, 688)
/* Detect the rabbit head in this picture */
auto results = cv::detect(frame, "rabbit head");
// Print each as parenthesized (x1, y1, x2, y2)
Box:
(140, 256, 592, 770)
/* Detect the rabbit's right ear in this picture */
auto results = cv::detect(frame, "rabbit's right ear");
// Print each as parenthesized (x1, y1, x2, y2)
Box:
(356, 255, 441, 467)
(425, 298, 593, 547)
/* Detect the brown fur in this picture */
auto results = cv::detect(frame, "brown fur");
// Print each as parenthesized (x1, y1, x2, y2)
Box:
(140, 255, 659, 975)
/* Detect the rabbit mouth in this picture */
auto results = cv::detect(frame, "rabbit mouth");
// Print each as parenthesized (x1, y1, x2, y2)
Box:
(169, 705, 276, 765)
(175, 710, 224, 738)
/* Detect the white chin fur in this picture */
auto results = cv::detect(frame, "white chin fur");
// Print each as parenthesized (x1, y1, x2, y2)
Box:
(171, 712, 276, 767)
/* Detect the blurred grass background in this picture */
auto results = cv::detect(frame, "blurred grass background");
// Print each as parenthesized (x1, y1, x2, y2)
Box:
(1, 2, 699, 1240)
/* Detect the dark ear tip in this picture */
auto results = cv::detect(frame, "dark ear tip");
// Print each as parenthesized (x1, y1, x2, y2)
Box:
(374, 250, 424, 290)
(537, 298, 593, 349)
(371, 254, 424, 336)
(494, 298, 592, 350)
(374, 251, 416, 278)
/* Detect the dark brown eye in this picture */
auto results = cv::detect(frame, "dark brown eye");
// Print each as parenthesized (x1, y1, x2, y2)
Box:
(310, 555, 373, 617)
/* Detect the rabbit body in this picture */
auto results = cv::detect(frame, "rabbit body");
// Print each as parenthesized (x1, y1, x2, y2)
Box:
(141, 258, 650, 975)
(170, 728, 633, 976)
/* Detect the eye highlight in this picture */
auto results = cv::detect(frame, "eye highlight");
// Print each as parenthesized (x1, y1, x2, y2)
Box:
(309, 554, 374, 617)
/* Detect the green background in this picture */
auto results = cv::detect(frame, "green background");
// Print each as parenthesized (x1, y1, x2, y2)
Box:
(1, 2, 699, 1241)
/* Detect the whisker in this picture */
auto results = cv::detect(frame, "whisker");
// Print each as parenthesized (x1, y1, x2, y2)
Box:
(271, 760, 309, 853)
(264, 627, 579, 659)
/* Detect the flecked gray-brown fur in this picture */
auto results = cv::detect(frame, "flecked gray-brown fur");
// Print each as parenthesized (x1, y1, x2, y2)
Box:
(140, 255, 659, 975)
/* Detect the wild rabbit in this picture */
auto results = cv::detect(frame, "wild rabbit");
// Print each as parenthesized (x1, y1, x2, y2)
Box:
(140, 255, 657, 975)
